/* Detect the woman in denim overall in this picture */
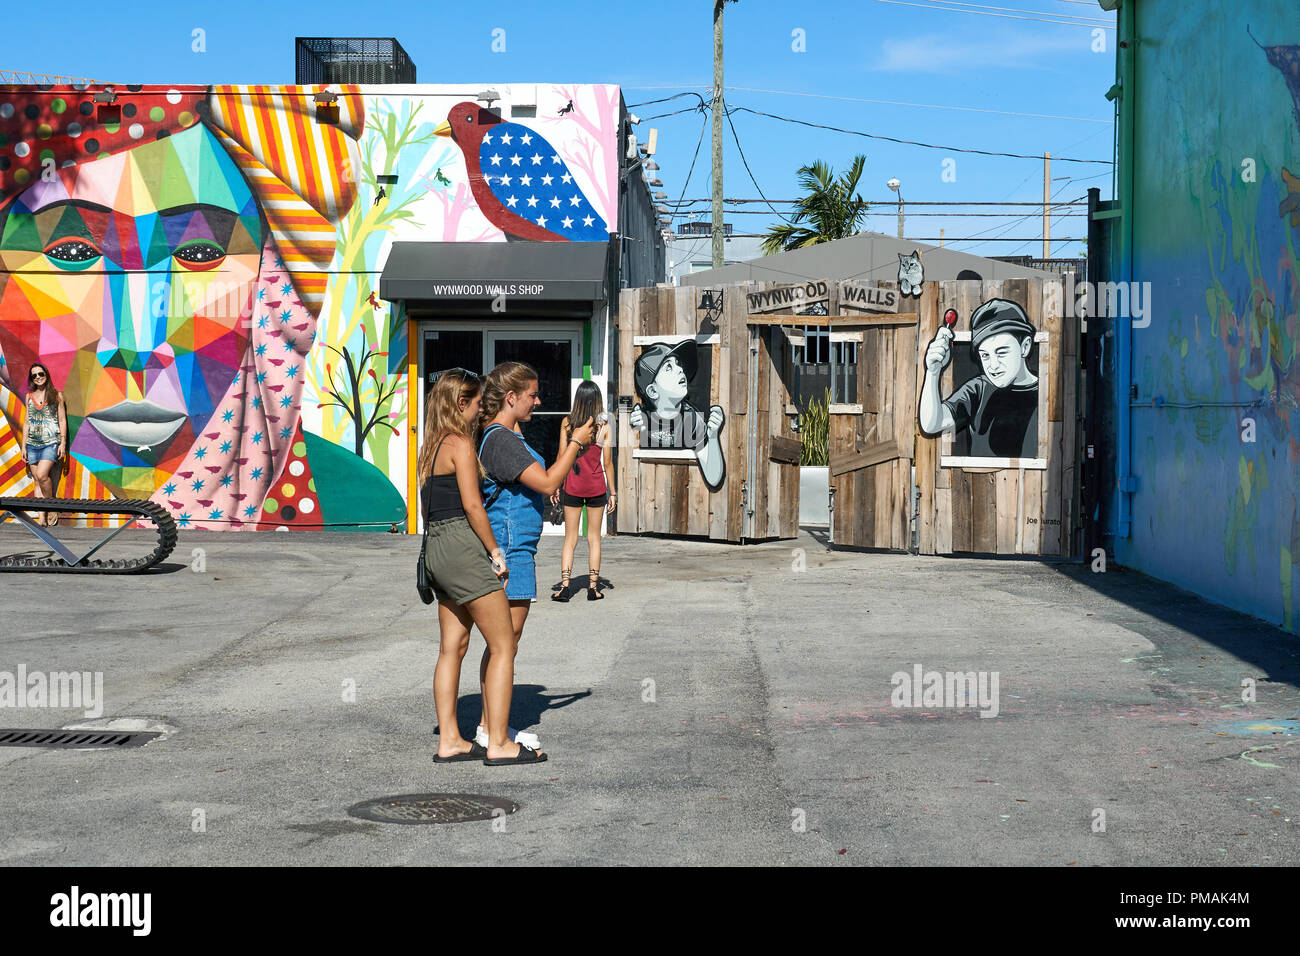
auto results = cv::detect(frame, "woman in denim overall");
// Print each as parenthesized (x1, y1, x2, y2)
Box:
(473, 362, 593, 754)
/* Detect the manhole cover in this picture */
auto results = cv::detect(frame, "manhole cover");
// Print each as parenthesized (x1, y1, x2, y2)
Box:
(0, 729, 160, 749)
(347, 793, 519, 825)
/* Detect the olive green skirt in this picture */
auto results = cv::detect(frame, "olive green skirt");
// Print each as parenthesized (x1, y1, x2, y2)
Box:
(423, 516, 504, 606)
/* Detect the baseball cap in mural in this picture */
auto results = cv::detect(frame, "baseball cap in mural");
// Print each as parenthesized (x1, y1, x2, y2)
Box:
(969, 298, 1036, 361)
(634, 340, 698, 400)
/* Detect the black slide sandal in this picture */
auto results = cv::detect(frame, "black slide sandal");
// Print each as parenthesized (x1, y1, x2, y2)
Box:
(432, 742, 487, 763)
(484, 743, 548, 766)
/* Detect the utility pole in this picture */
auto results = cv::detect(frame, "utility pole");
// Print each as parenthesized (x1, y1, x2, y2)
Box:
(1042, 152, 1051, 259)
(712, 1, 728, 269)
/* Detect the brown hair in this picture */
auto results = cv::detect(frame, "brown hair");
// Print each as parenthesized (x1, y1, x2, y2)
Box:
(416, 368, 482, 482)
(25, 363, 61, 407)
(478, 361, 538, 433)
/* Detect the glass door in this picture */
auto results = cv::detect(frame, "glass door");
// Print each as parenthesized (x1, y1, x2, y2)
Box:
(485, 330, 581, 468)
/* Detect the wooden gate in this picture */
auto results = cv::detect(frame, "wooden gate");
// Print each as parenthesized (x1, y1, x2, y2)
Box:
(914, 278, 1079, 556)
(613, 285, 800, 542)
(825, 313, 919, 549)
(612, 275, 1078, 556)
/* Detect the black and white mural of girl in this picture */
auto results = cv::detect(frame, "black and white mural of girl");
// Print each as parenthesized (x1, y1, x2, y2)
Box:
(628, 340, 726, 491)
(918, 298, 1040, 461)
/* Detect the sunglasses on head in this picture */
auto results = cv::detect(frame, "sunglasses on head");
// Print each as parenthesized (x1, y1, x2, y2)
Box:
(433, 367, 480, 384)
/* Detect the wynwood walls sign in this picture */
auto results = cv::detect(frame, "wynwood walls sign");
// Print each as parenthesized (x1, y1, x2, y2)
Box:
(838, 280, 901, 314)
(746, 280, 907, 316)
(746, 281, 830, 315)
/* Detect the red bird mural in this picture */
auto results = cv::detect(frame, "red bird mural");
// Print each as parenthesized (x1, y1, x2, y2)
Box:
(434, 101, 608, 242)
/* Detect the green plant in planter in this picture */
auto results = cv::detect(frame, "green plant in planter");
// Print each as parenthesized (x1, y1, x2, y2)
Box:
(799, 388, 831, 466)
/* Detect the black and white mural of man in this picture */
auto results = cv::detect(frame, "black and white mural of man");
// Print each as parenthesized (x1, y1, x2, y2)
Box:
(628, 341, 726, 491)
(918, 298, 1039, 459)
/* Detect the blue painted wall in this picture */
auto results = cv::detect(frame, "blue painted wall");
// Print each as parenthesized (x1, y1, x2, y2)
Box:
(1109, 0, 1300, 631)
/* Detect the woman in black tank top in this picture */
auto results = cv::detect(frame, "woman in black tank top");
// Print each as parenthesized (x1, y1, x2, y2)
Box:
(417, 369, 547, 765)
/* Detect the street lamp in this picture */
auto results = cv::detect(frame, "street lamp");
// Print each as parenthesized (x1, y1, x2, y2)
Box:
(887, 177, 903, 239)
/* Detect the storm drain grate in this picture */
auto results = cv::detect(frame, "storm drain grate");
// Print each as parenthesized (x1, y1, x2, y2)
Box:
(0, 729, 160, 749)
(348, 793, 519, 825)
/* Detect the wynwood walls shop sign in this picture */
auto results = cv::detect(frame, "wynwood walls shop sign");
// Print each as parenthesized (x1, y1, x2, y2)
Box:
(425, 282, 550, 297)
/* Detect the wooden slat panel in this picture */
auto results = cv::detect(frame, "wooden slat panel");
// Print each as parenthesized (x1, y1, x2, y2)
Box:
(995, 469, 1018, 555)
(709, 337, 728, 541)
(1021, 466, 1042, 554)
(950, 468, 973, 552)
(729, 285, 751, 418)
(770, 435, 800, 465)
(970, 471, 999, 553)
(829, 439, 902, 477)
(753, 328, 772, 538)
(935, 480, 953, 553)
(915, 282, 938, 554)
(1061, 289, 1078, 557)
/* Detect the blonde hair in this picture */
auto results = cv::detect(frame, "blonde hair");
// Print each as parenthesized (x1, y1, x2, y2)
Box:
(478, 361, 538, 433)
(417, 369, 482, 482)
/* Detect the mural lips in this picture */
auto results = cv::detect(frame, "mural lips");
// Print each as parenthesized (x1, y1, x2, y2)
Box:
(85, 401, 186, 451)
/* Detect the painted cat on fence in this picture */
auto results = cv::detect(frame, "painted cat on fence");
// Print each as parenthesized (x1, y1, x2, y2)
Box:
(898, 251, 924, 297)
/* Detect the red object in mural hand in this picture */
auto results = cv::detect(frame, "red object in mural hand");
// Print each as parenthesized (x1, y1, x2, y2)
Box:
(943, 309, 958, 330)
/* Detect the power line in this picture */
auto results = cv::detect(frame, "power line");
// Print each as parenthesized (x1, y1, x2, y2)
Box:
(723, 85, 1111, 124)
(728, 104, 1113, 164)
(628, 85, 1113, 125)
(659, 207, 1085, 217)
(660, 197, 1086, 205)
(921, 0, 1111, 24)
(723, 107, 794, 225)
(694, 234, 1086, 242)
(639, 104, 707, 121)
(869, 0, 1115, 28)
(663, 199, 1088, 207)
(667, 106, 711, 226)
(626, 92, 707, 109)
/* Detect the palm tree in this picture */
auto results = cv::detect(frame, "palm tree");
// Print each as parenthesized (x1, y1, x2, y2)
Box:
(761, 155, 870, 255)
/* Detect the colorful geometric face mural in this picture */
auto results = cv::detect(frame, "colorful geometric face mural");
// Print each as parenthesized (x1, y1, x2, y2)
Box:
(0, 83, 621, 530)
(0, 124, 262, 497)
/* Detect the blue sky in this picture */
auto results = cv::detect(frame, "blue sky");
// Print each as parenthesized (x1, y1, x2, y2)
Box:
(12, 0, 1117, 259)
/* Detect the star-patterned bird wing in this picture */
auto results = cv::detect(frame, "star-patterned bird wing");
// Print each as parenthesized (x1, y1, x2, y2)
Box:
(478, 123, 608, 241)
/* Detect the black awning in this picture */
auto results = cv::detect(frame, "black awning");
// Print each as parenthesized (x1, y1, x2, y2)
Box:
(379, 240, 611, 304)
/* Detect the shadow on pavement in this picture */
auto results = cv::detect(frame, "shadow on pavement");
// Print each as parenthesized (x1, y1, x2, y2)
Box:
(1051, 562, 1300, 694)
(435, 684, 593, 739)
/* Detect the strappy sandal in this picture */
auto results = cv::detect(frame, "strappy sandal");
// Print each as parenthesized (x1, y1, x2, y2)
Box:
(587, 568, 603, 601)
(484, 743, 548, 766)
(432, 741, 487, 763)
(552, 567, 572, 602)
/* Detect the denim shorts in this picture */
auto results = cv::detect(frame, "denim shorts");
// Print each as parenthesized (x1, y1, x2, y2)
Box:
(501, 547, 537, 601)
(25, 442, 58, 464)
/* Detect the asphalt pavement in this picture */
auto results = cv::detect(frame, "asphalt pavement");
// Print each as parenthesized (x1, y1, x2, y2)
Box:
(0, 523, 1297, 865)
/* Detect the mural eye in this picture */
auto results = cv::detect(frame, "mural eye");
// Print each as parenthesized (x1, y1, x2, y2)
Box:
(44, 239, 100, 266)
(173, 242, 227, 269)
(464, 114, 473, 123)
